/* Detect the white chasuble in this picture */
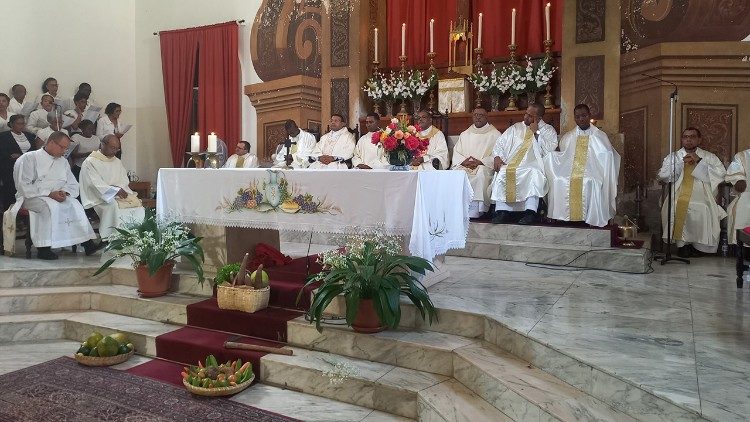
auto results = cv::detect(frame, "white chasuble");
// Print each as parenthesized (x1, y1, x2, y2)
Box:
(413, 126, 449, 171)
(13, 149, 95, 248)
(659, 147, 726, 253)
(353, 132, 389, 169)
(490, 121, 558, 205)
(308, 128, 356, 170)
(224, 153, 259, 169)
(79, 150, 145, 239)
(273, 130, 317, 169)
(726, 149, 750, 244)
(451, 124, 501, 212)
(545, 126, 620, 227)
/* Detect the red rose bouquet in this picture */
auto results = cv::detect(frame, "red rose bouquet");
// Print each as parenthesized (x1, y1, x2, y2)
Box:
(371, 117, 429, 169)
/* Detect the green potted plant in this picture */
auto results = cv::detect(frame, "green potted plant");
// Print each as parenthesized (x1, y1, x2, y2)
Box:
(299, 229, 438, 333)
(94, 209, 204, 297)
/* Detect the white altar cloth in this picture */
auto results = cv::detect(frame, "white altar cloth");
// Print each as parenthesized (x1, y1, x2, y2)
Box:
(156, 169, 473, 262)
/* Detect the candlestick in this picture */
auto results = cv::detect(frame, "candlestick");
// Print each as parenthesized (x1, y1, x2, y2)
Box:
(429, 19, 434, 53)
(185, 152, 204, 168)
(399, 55, 408, 116)
(190, 132, 200, 153)
(506, 44, 519, 111)
(477, 13, 483, 49)
(427, 51, 436, 111)
(511, 8, 516, 46)
(401, 23, 406, 57)
(474, 47, 484, 108)
(207, 132, 217, 153)
(374, 27, 378, 62)
(545, 3, 551, 42)
(508, 43, 517, 65)
(543, 39, 554, 109)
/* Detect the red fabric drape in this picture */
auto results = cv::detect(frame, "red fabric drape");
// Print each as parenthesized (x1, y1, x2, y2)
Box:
(159, 31, 199, 167)
(198, 22, 241, 152)
(386, 0, 457, 68)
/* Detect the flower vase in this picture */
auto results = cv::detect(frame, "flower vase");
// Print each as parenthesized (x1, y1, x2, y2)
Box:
(388, 146, 413, 171)
(351, 298, 386, 333)
(384, 101, 394, 117)
(135, 261, 175, 298)
(411, 97, 422, 114)
(490, 94, 501, 112)
(526, 91, 538, 108)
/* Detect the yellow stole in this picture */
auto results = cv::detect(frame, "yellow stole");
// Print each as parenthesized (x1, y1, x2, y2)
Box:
(412, 126, 440, 169)
(672, 162, 696, 241)
(505, 128, 534, 203)
(235, 155, 245, 168)
(568, 135, 590, 221)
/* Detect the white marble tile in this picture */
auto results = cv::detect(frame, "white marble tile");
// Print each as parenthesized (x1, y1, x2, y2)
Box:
(419, 379, 512, 422)
(0, 339, 82, 374)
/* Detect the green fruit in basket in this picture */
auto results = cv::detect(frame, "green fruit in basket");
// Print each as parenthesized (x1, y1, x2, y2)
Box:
(249, 269, 269, 288)
(96, 336, 120, 357)
(89, 346, 99, 357)
(126, 343, 134, 352)
(117, 344, 130, 355)
(77, 345, 91, 355)
(85, 332, 104, 348)
(110, 332, 129, 345)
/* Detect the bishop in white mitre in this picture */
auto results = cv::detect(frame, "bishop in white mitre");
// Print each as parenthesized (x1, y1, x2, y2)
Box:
(490, 103, 558, 225)
(725, 148, 750, 244)
(659, 127, 726, 257)
(224, 141, 259, 168)
(353, 112, 389, 169)
(273, 120, 317, 169)
(9, 132, 100, 259)
(79, 135, 145, 239)
(546, 104, 620, 227)
(451, 107, 501, 217)
(411, 110, 449, 170)
(308, 114, 355, 170)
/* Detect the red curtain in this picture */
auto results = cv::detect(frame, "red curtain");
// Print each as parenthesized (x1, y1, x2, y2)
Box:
(159, 30, 199, 167)
(386, 0, 457, 68)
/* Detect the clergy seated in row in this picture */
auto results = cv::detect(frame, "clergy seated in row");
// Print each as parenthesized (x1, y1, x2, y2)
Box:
(27, 94, 55, 135)
(491, 103, 558, 225)
(545, 104, 621, 227)
(272, 119, 317, 169)
(726, 148, 749, 245)
(411, 110, 449, 170)
(353, 112, 389, 169)
(659, 127, 726, 258)
(36, 112, 69, 151)
(80, 135, 145, 240)
(70, 120, 101, 179)
(223, 141, 259, 168)
(308, 114, 355, 169)
(0, 93, 14, 133)
(12, 131, 103, 260)
(0, 115, 38, 210)
(452, 107, 500, 218)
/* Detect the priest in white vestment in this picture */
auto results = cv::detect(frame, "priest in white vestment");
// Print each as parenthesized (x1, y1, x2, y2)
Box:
(726, 149, 750, 244)
(80, 135, 145, 239)
(273, 120, 317, 169)
(223, 141, 259, 168)
(659, 127, 726, 257)
(451, 107, 501, 217)
(411, 110, 449, 170)
(308, 114, 355, 170)
(353, 113, 389, 169)
(11, 131, 100, 259)
(545, 104, 620, 227)
(490, 103, 558, 225)
(27, 95, 55, 135)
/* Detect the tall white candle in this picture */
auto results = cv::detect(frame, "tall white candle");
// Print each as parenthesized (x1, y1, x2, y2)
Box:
(429, 19, 434, 53)
(190, 132, 200, 153)
(545, 3, 551, 41)
(478, 13, 483, 49)
(374, 28, 378, 62)
(207, 132, 217, 153)
(401, 23, 406, 56)
(511, 9, 516, 45)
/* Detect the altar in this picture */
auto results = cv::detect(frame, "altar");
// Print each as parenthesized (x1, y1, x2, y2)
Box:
(156, 168, 473, 286)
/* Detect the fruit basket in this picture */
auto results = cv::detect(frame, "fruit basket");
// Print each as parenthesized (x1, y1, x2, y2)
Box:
(216, 263, 270, 313)
(75, 350, 134, 367)
(183, 355, 255, 397)
(74, 331, 135, 367)
(183, 372, 254, 397)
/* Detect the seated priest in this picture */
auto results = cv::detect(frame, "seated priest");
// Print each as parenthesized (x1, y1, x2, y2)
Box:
(545, 104, 620, 227)
(79, 135, 145, 240)
(353, 112, 389, 169)
(223, 141, 259, 168)
(411, 110, 449, 170)
(27, 94, 55, 134)
(451, 107, 501, 218)
(725, 148, 749, 245)
(490, 103, 558, 225)
(308, 114, 355, 169)
(273, 120, 317, 168)
(0, 115, 38, 210)
(12, 131, 102, 259)
(659, 127, 726, 258)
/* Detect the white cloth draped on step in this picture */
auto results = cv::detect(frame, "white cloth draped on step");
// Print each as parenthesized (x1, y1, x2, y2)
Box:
(451, 123, 501, 216)
(308, 128, 355, 170)
(726, 149, 750, 244)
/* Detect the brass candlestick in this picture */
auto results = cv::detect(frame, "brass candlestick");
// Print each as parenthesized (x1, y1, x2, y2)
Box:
(506, 43, 519, 111)
(474, 47, 484, 108)
(398, 55, 408, 116)
(205, 152, 220, 169)
(543, 39, 554, 109)
(372, 60, 381, 115)
(427, 52, 436, 111)
(185, 152, 204, 168)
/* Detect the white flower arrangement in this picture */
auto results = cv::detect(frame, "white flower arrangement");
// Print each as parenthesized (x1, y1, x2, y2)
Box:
(470, 63, 514, 95)
(495, 56, 556, 95)
(363, 70, 437, 103)
(407, 70, 437, 98)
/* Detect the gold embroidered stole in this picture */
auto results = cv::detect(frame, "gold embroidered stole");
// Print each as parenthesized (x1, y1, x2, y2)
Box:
(505, 128, 534, 203)
(568, 135, 590, 221)
(672, 162, 696, 241)
(235, 155, 245, 168)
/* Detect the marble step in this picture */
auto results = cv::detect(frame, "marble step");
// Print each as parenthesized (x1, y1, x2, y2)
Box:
(109, 268, 212, 297)
(449, 238, 649, 272)
(0, 286, 93, 314)
(90, 284, 204, 325)
(418, 379, 513, 422)
(0, 267, 110, 288)
(0, 312, 76, 342)
(468, 222, 612, 247)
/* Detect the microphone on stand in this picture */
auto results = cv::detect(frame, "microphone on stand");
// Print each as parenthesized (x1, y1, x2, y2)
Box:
(284, 137, 292, 167)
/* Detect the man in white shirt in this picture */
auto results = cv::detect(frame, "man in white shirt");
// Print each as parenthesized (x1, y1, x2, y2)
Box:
(353, 112, 389, 169)
(27, 95, 55, 135)
(223, 141, 259, 168)
(309, 114, 356, 169)
(273, 120, 317, 168)
(452, 107, 501, 217)
(411, 110, 449, 170)
(490, 103, 558, 225)
(79, 135, 145, 240)
(36, 112, 69, 151)
(726, 149, 750, 244)
(12, 131, 102, 259)
(8, 85, 30, 116)
(545, 104, 620, 227)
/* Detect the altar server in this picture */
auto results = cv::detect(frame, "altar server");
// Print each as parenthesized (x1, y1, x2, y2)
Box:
(353, 112, 389, 169)
(273, 120, 317, 168)
(659, 127, 726, 257)
(490, 103, 558, 225)
(546, 104, 620, 227)
(27, 94, 55, 134)
(726, 148, 750, 244)
(224, 141, 259, 168)
(309, 114, 355, 169)
(451, 107, 501, 217)
(411, 110, 449, 170)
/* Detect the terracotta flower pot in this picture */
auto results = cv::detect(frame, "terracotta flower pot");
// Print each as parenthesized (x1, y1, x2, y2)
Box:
(351, 298, 385, 333)
(135, 261, 175, 298)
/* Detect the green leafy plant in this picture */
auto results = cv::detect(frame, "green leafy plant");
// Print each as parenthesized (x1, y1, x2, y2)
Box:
(214, 263, 241, 286)
(298, 228, 438, 332)
(94, 209, 205, 284)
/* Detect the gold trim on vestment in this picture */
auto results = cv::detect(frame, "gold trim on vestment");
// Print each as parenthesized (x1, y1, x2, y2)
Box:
(505, 128, 533, 203)
(569, 135, 590, 221)
(235, 156, 245, 168)
(412, 127, 440, 169)
(672, 162, 696, 241)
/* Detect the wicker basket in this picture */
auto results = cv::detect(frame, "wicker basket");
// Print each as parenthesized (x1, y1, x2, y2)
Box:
(75, 350, 134, 367)
(216, 266, 270, 313)
(183, 373, 255, 397)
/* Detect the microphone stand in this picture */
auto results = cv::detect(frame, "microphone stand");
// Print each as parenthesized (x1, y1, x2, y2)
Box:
(284, 138, 292, 169)
(642, 73, 689, 265)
